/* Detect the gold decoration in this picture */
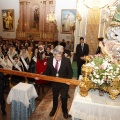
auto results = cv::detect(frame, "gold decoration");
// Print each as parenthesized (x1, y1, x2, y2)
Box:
(83, 56, 91, 64)
(108, 77, 120, 99)
(79, 56, 120, 100)
(84, 0, 109, 10)
(79, 65, 94, 96)
(109, 89, 120, 99)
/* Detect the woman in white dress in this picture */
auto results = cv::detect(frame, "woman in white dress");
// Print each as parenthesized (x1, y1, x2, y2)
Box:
(64, 14, 70, 32)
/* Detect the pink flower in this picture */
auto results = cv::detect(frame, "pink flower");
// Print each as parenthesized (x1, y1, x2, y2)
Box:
(89, 55, 93, 59)
(99, 65, 104, 69)
(95, 54, 101, 57)
(110, 83, 112, 87)
(104, 78, 106, 81)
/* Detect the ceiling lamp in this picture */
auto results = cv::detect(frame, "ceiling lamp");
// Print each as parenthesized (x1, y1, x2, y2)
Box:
(46, 11, 56, 23)
(84, 0, 109, 10)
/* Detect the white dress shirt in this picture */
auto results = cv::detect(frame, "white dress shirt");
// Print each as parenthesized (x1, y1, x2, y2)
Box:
(81, 43, 84, 51)
(53, 58, 61, 71)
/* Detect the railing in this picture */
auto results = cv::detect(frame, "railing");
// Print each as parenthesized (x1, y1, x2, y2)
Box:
(0, 68, 80, 87)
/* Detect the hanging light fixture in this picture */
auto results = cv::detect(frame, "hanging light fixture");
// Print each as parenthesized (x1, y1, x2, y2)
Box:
(84, 0, 109, 10)
(46, 11, 56, 23)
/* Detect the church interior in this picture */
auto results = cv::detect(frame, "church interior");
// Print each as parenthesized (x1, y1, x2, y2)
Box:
(0, 0, 120, 120)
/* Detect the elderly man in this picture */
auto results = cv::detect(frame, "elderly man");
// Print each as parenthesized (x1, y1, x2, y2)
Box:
(55, 45, 71, 58)
(43, 45, 73, 119)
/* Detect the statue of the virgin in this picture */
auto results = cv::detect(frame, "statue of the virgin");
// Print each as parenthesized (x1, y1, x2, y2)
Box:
(99, 0, 120, 66)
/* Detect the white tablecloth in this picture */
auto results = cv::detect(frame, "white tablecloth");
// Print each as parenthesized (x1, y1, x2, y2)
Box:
(7, 82, 38, 107)
(69, 86, 120, 120)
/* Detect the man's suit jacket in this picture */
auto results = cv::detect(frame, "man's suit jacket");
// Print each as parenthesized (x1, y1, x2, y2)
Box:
(76, 43, 89, 62)
(0, 65, 4, 89)
(43, 56, 73, 80)
(45, 52, 53, 58)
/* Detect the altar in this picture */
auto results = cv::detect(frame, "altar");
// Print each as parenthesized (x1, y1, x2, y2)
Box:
(16, 0, 58, 42)
(69, 86, 120, 120)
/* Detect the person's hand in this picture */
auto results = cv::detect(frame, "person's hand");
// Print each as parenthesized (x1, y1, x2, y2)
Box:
(40, 72, 43, 75)
(66, 82, 70, 85)
(80, 57, 84, 60)
(35, 77, 39, 80)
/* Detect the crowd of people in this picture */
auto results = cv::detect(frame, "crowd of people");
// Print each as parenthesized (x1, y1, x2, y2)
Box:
(0, 39, 58, 88)
(0, 39, 54, 115)
(0, 38, 74, 119)
(60, 39, 74, 52)
(1, 36, 106, 118)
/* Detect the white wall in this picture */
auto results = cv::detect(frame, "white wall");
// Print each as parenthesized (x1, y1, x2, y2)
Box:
(0, 0, 19, 39)
(55, 0, 77, 42)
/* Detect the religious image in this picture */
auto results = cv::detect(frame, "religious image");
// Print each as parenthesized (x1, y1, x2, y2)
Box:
(2, 9, 14, 31)
(33, 7, 39, 30)
(61, 9, 76, 34)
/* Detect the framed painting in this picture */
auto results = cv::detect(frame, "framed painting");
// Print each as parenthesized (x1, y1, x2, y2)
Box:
(2, 9, 14, 32)
(61, 9, 76, 34)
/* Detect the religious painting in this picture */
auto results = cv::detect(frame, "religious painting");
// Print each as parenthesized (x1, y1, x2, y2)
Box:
(2, 9, 14, 32)
(61, 9, 76, 34)
(33, 6, 39, 30)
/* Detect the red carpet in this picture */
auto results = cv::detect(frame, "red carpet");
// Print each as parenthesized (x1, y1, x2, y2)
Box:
(29, 86, 76, 120)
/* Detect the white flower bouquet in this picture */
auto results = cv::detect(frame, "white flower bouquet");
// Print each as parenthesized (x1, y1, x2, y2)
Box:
(85, 54, 120, 87)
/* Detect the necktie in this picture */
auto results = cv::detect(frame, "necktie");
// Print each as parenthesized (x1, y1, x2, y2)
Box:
(55, 60, 58, 72)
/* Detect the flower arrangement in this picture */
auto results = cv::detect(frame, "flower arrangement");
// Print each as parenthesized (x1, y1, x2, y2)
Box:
(85, 54, 120, 87)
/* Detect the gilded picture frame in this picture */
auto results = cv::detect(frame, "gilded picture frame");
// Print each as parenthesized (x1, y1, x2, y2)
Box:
(2, 9, 14, 32)
(61, 9, 76, 34)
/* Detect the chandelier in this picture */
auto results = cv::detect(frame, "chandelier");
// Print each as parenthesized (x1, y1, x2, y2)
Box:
(84, 0, 109, 10)
(46, 11, 56, 23)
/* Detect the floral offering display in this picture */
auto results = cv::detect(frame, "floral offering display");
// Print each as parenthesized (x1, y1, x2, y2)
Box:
(85, 54, 120, 88)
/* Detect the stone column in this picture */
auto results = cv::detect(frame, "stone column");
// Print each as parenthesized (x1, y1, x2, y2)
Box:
(39, 1, 43, 33)
(41, 1, 46, 40)
(23, 1, 27, 31)
(45, 0, 50, 32)
(19, 2, 24, 31)
(26, 2, 30, 31)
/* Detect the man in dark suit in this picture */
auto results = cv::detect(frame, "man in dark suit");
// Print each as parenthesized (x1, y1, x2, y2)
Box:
(60, 39, 66, 48)
(43, 46, 73, 119)
(76, 37, 89, 79)
(0, 64, 6, 115)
